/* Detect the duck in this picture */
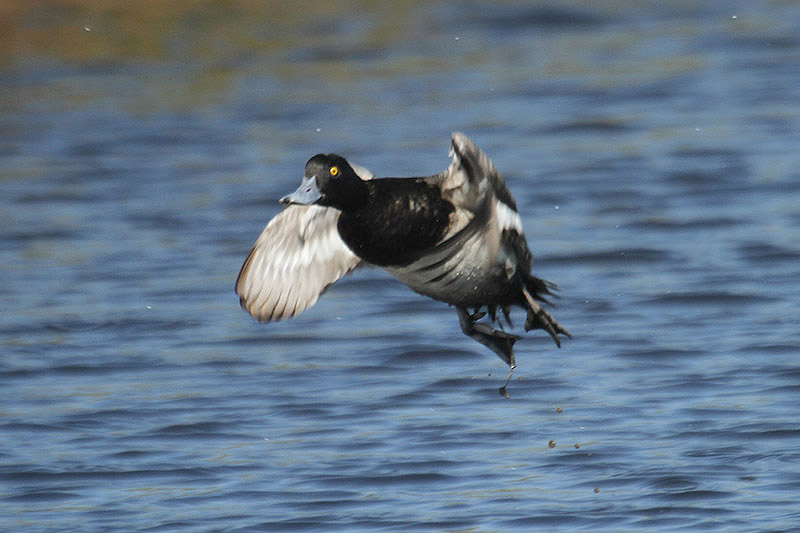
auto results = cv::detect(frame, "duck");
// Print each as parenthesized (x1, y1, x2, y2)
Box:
(236, 132, 570, 393)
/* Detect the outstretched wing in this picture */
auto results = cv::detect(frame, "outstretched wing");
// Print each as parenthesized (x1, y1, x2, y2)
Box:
(435, 132, 519, 215)
(235, 162, 373, 321)
(425, 132, 523, 242)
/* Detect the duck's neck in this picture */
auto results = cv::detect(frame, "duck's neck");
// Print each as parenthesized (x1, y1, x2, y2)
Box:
(325, 178, 369, 213)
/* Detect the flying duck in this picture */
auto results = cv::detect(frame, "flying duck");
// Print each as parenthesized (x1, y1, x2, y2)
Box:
(236, 132, 570, 393)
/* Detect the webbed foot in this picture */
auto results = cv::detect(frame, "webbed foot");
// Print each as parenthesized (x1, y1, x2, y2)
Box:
(521, 286, 572, 347)
(456, 307, 519, 367)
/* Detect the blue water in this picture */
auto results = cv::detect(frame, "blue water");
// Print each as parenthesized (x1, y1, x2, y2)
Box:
(2, 2, 800, 531)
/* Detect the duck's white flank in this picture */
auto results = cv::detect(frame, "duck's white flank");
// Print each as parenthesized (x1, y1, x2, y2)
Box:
(496, 201, 523, 233)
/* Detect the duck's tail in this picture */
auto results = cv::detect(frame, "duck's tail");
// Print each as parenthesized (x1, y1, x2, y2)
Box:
(521, 274, 572, 347)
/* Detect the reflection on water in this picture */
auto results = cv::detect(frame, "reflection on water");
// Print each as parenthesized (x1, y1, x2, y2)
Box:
(2, 1, 800, 531)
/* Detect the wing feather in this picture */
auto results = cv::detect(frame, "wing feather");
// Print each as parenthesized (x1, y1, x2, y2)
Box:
(435, 132, 518, 212)
(236, 162, 374, 321)
(236, 205, 361, 321)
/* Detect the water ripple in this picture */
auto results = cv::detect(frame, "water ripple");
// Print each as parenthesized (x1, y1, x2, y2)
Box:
(3, 2, 800, 531)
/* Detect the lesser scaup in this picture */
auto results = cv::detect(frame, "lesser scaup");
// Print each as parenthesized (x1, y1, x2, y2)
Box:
(236, 132, 570, 394)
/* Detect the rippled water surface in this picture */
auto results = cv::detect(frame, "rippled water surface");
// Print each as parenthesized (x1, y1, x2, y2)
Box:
(2, 1, 800, 531)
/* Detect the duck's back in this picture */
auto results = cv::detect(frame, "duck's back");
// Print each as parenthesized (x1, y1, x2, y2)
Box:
(336, 178, 455, 267)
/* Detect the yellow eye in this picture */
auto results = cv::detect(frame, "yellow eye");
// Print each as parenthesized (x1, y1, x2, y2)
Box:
(329, 166, 339, 176)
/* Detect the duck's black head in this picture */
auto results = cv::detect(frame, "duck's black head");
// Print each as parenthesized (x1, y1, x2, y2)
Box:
(281, 154, 367, 212)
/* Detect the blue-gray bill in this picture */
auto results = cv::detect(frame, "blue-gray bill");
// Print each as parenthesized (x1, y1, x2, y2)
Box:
(280, 175, 321, 205)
